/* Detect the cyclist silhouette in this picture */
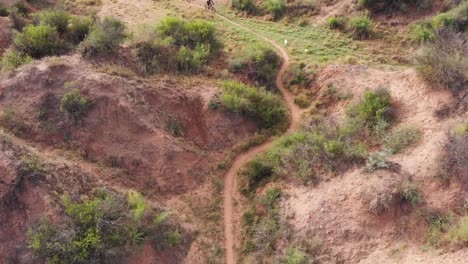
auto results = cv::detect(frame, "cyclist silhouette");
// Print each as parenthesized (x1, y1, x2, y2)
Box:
(206, 0, 215, 11)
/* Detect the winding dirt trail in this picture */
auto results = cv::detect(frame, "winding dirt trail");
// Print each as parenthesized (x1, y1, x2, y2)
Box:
(197, 8, 302, 264)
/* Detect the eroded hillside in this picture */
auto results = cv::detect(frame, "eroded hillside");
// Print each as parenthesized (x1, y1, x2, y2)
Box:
(0, 0, 466, 263)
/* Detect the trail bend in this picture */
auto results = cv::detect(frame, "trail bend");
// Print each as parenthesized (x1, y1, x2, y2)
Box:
(189, 6, 302, 264)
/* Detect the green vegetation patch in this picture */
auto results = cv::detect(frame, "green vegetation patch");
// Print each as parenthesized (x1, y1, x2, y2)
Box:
(82, 16, 127, 55)
(218, 80, 288, 129)
(135, 16, 220, 74)
(229, 44, 281, 89)
(29, 190, 178, 264)
(383, 126, 421, 154)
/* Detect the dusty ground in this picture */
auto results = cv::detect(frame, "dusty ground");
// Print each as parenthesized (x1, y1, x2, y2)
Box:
(279, 65, 467, 263)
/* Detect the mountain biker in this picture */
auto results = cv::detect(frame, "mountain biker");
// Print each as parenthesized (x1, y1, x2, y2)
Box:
(206, 0, 214, 9)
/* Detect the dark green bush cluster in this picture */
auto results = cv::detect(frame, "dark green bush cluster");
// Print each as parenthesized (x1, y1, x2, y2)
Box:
(240, 119, 368, 194)
(81, 17, 126, 56)
(219, 80, 288, 129)
(344, 87, 394, 138)
(328, 15, 372, 39)
(409, 2, 468, 44)
(416, 29, 466, 93)
(265, 0, 286, 19)
(327, 15, 347, 29)
(243, 188, 282, 253)
(349, 15, 372, 39)
(0, 3, 9, 17)
(0, 49, 33, 71)
(287, 63, 314, 89)
(29, 190, 178, 264)
(13, 24, 64, 58)
(229, 45, 281, 89)
(232, 0, 258, 14)
(136, 17, 220, 74)
(358, 0, 433, 13)
(8, 10, 94, 64)
(60, 88, 92, 122)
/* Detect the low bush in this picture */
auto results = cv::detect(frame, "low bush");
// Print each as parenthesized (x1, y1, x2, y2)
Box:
(9, 7, 28, 31)
(229, 45, 281, 89)
(0, 49, 33, 71)
(243, 188, 281, 254)
(60, 88, 91, 122)
(416, 29, 467, 93)
(408, 23, 435, 44)
(219, 80, 288, 129)
(29, 190, 175, 264)
(265, 0, 286, 19)
(240, 118, 368, 193)
(136, 17, 219, 74)
(328, 16, 346, 29)
(283, 247, 307, 264)
(398, 179, 421, 206)
(344, 87, 394, 138)
(349, 15, 372, 39)
(365, 150, 395, 172)
(35, 10, 70, 34)
(13, 24, 64, 58)
(294, 95, 310, 108)
(436, 130, 467, 185)
(232, 0, 257, 14)
(0, 3, 9, 17)
(67, 16, 93, 44)
(359, 0, 433, 13)
(287, 63, 313, 88)
(383, 126, 421, 154)
(82, 17, 127, 55)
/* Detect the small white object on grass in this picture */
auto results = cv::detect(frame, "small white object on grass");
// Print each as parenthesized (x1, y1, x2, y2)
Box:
(284, 39, 288, 46)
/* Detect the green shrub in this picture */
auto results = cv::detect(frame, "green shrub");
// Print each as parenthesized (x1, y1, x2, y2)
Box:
(0, 49, 33, 71)
(240, 158, 274, 194)
(416, 29, 466, 93)
(345, 87, 393, 134)
(68, 16, 93, 44)
(328, 16, 346, 29)
(136, 17, 219, 74)
(232, 0, 257, 14)
(82, 17, 126, 55)
(294, 95, 310, 108)
(265, 0, 286, 19)
(365, 150, 394, 172)
(453, 216, 468, 243)
(0, 3, 9, 17)
(167, 229, 182, 246)
(60, 88, 91, 121)
(13, 2, 28, 15)
(284, 247, 307, 264)
(35, 10, 70, 34)
(240, 119, 368, 193)
(409, 23, 435, 44)
(398, 179, 421, 206)
(13, 25, 64, 58)
(288, 63, 313, 88)
(230, 45, 281, 89)
(359, 0, 433, 13)
(383, 126, 421, 154)
(29, 191, 146, 263)
(127, 190, 147, 220)
(436, 131, 467, 185)
(166, 116, 184, 137)
(9, 7, 28, 31)
(260, 187, 281, 209)
(349, 15, 372, 39)
(219, 80, 288, 129)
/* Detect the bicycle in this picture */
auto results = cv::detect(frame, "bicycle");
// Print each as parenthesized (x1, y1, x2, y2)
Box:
(205, 2, 216, 12)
